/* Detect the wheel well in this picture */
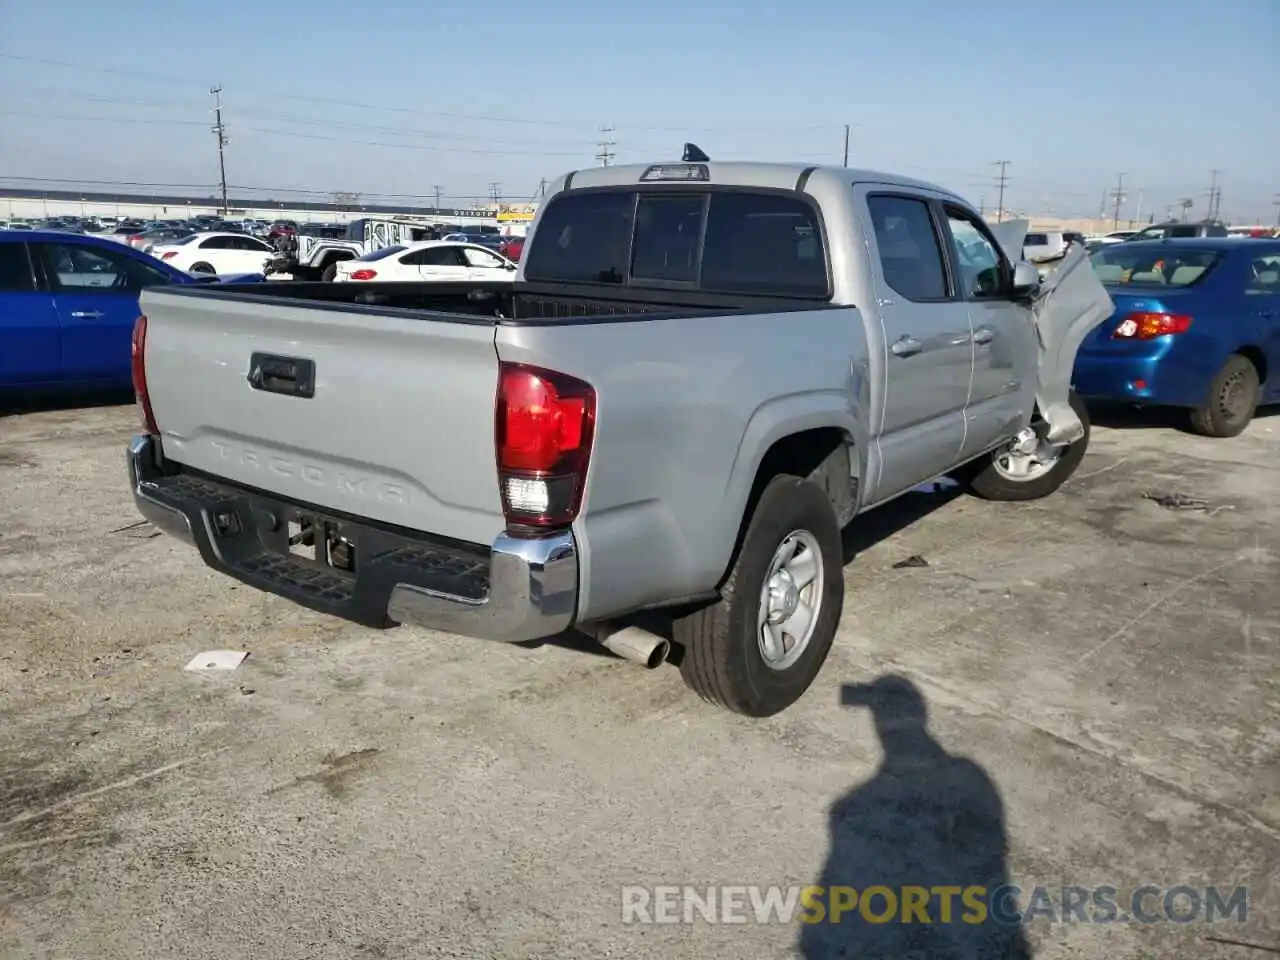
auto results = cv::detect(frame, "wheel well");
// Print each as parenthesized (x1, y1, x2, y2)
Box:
(318, 251, 355, 270)
(719, 428, 854, 587)
(1236, 346, 1267, 386)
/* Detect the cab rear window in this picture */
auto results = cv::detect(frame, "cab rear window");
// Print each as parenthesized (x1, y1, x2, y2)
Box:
(523, 189, 829, 298)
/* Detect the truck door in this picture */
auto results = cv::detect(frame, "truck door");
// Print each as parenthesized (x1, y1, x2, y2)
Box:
(0, 240, 61, 385)
(938, 204, 1039, 460)
(859, 191, 973, 501)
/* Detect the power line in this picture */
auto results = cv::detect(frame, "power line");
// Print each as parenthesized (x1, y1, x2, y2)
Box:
(0, 57, 839, 134)
(992, 160, 1009, 223)
(596, 125, 615, 167)
(1110, 172, 1126, 229)
(0, 174, 528, 203)
(210, 86, 229, 215)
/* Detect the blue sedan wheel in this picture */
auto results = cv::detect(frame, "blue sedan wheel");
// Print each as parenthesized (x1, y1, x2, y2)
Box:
(1189, 354, 1260, 438)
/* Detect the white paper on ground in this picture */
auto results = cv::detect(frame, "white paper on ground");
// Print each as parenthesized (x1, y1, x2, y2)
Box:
(184, 650, 249, 671)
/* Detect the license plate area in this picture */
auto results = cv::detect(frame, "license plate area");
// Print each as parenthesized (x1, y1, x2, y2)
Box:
(284, 511, 356, 574)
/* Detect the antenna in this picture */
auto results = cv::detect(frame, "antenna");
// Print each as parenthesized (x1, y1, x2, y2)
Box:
(682, 142, 710, 162)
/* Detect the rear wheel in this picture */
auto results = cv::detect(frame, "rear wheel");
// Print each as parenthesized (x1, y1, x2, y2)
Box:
(963, 389, 1090, 501)
(674, 475, 843, 717)
(1188, 354, 1259, 438)
(189, 261, 215, 275)
(320, 263, 338, 282)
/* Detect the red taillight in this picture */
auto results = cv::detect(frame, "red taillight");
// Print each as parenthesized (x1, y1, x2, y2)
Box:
(495, 362, 596, 527)
(131, 315, 160, 434)
(161, 251, 177, 260)
(1111, 311, 1193, 340)
(349, 268, 377, 280)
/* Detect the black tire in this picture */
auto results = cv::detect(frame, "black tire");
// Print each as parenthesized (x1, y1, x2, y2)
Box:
(189, 262, 215, 275)
(320, 263, 338, 282)
(965, 389, 1090, 501)
(674, 474, 844, 717)
(1188, 354, 1259, 438)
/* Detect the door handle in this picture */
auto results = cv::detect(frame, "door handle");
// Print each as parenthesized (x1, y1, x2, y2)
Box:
(890, 335, 923, 357)
(973, 326, 995, 345)
(70, 310, 104, 319)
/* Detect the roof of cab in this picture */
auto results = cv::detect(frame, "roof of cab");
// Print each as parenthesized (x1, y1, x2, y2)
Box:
(558, 161, 967, 204)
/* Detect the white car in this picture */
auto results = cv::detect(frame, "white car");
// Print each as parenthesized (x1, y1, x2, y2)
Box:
(148, 231, 276, 276)
(332, 240, 517, 283)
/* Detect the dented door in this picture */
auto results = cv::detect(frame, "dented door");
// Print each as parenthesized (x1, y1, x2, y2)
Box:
(988, 219, 1114, 444)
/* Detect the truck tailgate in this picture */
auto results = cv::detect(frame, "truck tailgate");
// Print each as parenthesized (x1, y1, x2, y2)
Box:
(140, 288, 507, 546)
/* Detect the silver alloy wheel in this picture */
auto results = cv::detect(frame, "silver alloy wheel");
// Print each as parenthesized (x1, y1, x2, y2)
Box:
(991, 426, 1064, 482)
(757, 529, 824, 671)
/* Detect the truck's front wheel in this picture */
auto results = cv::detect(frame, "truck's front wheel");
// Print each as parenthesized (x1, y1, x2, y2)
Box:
(674, 475, 843, 717)
(963, 389, 1090, 501)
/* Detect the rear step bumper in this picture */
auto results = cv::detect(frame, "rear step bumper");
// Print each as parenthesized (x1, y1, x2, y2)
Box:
(127, 434, 578, 642)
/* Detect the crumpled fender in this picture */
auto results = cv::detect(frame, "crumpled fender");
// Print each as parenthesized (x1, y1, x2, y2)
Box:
(989, 219, 1115, 444)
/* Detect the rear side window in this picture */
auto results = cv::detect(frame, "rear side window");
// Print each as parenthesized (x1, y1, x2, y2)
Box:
(524, 189, 828, 297)
(1024, 233, 1049, 245)
(700, 193, 827, 297)
(866, 195, 948, 301)
(0, 243, 35, 291)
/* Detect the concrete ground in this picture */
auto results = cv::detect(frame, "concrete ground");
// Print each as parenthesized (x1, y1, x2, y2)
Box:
(1, 399, 1277, 960)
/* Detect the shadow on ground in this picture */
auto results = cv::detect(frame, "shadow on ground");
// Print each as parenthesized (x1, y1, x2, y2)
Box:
(798, 675, 1031, 959)
(1085, 399, 1279, 432)
(0, 388, 134, 418)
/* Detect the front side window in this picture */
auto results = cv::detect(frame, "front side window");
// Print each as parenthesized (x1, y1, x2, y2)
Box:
(866, 195, 948, 301)
(945, 210, 1009, 298)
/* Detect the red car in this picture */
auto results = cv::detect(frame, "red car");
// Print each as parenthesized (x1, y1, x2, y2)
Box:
(499, 236, 524, 262)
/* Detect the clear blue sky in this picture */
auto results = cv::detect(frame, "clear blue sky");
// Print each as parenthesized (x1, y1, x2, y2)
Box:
(1, 0, 1276, 221)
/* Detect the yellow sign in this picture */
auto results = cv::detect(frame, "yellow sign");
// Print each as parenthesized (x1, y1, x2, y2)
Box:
(496, 205, 537, 222)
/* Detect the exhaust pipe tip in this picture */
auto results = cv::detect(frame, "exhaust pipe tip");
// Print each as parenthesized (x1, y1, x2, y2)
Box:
(643, 638, 671, 670)
(587, 623, 671, 669)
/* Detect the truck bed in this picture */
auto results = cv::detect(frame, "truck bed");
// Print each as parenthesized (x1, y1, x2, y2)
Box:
(199, 279, 813, 325)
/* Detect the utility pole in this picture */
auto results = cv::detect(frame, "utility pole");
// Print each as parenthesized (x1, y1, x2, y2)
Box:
(1207, 169, 1221, 221)
(992, 160, 1010, 223)
(433, 185, 442, 212)
(488, 182, 502, 207)
(1110, 172, 1126, 229)
(538, 178, 547, 198)
(210, 86, 229, 215)
(596, 125, 615, 167)
(1273, 194, 1280, 228)
(842, 125, 849, 167)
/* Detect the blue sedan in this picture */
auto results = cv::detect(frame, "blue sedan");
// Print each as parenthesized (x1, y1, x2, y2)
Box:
(1072, 239, 1280, 436)
(1, 229, 262, 394)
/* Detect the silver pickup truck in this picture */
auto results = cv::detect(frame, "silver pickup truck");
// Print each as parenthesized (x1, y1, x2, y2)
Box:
(127, 153, 1112, 716)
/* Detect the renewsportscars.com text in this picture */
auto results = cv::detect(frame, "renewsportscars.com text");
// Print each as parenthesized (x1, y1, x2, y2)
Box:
(621, 884, 1248, 926)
